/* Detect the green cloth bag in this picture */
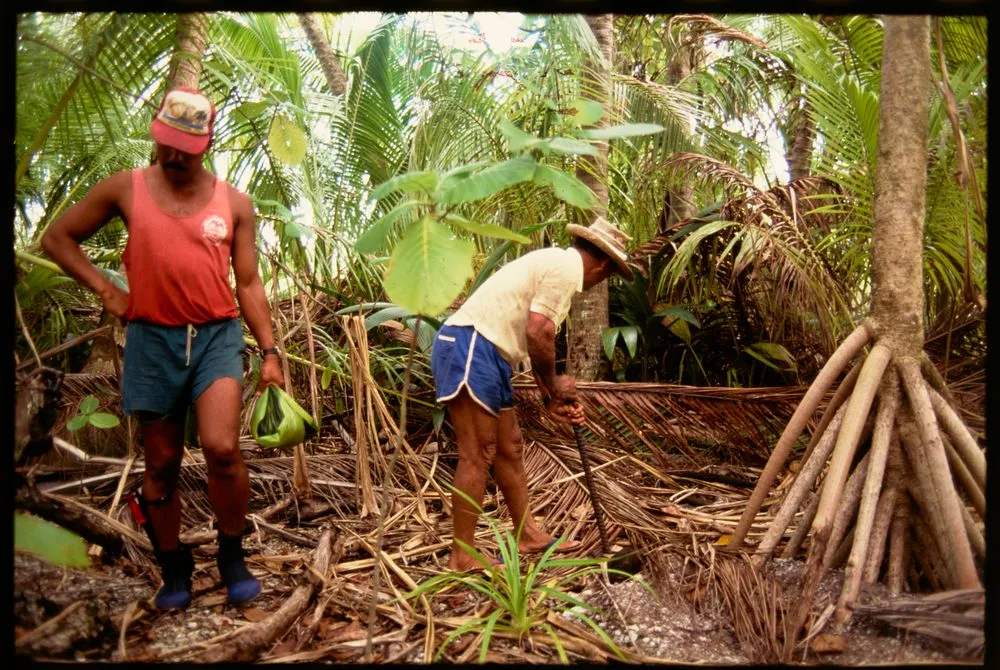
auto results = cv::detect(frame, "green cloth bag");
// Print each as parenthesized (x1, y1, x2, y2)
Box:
(251, 385, 318, 449)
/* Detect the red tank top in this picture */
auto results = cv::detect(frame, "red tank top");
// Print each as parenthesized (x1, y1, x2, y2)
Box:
(123, 168, 240, 325)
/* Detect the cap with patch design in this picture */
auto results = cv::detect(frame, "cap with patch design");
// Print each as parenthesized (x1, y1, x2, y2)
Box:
(150, 87, 216, 155)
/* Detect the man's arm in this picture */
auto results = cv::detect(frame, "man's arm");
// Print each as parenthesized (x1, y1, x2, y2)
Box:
(526, 311, 583, 424)
(230, 187, 284, 390)
(41, 172, 131, 318)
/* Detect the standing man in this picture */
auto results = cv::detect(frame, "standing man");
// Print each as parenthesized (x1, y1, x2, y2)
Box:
(432, 218, 634, 571)
(42, 87, 284, 609)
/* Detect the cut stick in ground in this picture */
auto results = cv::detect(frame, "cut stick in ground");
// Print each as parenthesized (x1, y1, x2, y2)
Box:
(896, 412, 956, 587)
(833, 372, 901, 626)
(752, 403, 849, 567)
(731, 321, 873, 549)
(911, 515, 947, 591)
(822, 448, 872, 569)
(884, 493, 911, 594)
(898, 359, 980, 589)
(942, 434, 986, 519)
(781, 342, 891, 661)
(781, 489, 820, 559)
(799, 360, 863, 467)
(197, 529, 333, 663)
(861, 439, 904, 586)
(926, 384, 986, 490)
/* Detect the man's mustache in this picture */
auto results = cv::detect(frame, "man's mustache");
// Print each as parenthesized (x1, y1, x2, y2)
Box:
(163, 161, 188, 171)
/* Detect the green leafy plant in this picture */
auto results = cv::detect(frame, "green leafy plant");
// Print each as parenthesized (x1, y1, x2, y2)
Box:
(403, 488, 644, 663)
(14, 512, 91, 568)
(66, 394, 120, 432)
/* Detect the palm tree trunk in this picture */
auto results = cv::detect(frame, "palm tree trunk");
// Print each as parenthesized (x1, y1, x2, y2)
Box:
(298, 13, 347, 96)
(567, 13, 613, 381)
(168, 13, 210, 89)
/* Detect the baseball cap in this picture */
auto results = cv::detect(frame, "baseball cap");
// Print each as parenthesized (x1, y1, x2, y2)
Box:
(150, 87, 216, 155)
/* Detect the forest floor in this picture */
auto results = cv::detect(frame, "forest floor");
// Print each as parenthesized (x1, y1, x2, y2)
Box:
(14, 523, 978, 664)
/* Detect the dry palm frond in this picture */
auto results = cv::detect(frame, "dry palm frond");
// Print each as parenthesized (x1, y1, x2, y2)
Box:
(851, 588, 984, 658)
(667, 14, 768, 51)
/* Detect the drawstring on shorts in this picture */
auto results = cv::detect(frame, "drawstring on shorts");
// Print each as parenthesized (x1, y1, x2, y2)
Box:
(185, 324, 198, 367)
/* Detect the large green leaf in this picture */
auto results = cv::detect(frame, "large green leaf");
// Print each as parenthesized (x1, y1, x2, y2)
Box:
(14, 512, 91, 568)
(532, 165, 598, 209)
(355, 201, 420, 254)
(268, 114, 307, 166)
(602, 326, 639, 360)
(383, 218, 475, 316)
(370, 171, 439, 201)
(437, 156, 537, 204)
(577, 123, 664, 140)
(744, 342, 798, 371)
(444, 214, 531, 244)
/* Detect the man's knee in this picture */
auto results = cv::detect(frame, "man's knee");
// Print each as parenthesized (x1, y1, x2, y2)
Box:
(460, 436, 497, 471)
(202, 437, 242, 471)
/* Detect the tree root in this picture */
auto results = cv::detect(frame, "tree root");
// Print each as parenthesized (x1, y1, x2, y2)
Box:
(745, 327, 983, 656)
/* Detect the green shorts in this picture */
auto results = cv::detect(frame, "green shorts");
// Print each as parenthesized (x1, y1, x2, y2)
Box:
(121, 318, 245, 418)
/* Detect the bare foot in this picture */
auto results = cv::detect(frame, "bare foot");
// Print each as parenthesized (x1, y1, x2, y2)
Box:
(519, 536, 583, 554)
(448, 549, 503, 573)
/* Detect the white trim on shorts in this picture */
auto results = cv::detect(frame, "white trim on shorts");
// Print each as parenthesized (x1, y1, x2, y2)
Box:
(436, 330, 499, 417)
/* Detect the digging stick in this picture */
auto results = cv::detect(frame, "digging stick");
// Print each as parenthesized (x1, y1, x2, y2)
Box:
(572, 424, 611, 555)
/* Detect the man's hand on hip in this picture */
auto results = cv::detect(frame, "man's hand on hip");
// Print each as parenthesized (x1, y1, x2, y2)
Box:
(257, 355, 284, 393)
(99, 284, 130, 324)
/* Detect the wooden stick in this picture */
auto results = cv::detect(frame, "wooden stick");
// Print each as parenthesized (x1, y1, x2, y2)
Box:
(834, 372, 900, 624)
(960, 502, 985, 561)
(800, 359, 863, 466)
(862, 438, 903, 585)
(731, 322, 873, 549)
(926, 384, 986, 490)
(780, 489, 820, 559)
(823, 449, 871, 569)
(782, 342, 889, 661)
(16, 325, 113, 371)
(911, 515, 946, 591)
(941, 433, 985, 520)
(812, 344, 890, 535)
(899, 359, 980, 589)
(297, 291, 321, 430)
(885, 493, 911, 595)
(752, 403, 849, 566)
(897, 417, 956, 587)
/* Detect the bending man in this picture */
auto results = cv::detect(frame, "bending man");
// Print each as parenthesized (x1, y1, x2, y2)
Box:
(432, 218, 634, 571)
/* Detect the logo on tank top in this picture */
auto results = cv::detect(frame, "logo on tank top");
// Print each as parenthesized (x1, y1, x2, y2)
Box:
(201, 214, 227, 246)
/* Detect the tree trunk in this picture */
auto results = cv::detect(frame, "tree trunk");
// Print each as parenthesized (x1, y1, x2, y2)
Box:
(567, 13, 613, 381)
(658, 34, 697, 231)
(298, 13, 347, 96)
(782, 93, 816, 182)
(168, 13, 210, 90)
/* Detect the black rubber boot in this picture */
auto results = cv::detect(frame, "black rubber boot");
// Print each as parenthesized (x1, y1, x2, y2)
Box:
(217, 531, 261, 605)
(153, 545, 194, 610)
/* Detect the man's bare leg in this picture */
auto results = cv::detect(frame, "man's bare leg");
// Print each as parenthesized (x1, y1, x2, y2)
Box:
(446, 389, 499, 571)
(195, 377, 249, 535)
(139, 415, 185, 550)
(495, 409, 581, 553)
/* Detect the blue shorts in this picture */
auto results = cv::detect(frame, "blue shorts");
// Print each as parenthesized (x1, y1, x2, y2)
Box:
(431, 325, 513, 416)
(121, 318, 245, 417)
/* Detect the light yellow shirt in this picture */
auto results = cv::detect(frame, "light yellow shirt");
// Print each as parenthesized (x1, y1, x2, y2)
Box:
(446, 247, 584, 366)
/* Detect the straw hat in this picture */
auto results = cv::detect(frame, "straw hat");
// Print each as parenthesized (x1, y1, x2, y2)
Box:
(566, 217, 634, 281)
